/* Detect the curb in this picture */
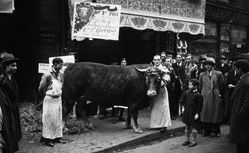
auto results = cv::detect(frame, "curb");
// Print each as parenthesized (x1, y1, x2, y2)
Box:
(95, 126, 185, 153)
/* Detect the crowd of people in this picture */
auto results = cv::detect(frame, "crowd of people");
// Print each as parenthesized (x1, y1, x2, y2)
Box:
(148, 52, 249, 151)
(0, 50, 249, 152)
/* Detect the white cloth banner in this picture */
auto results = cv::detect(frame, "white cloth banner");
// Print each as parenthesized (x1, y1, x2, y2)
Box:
(72, 2, 121, 40)
(0, 0, 15, 13)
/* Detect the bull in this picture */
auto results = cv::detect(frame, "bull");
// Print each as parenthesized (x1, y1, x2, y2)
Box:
(62, 62, 163, 133)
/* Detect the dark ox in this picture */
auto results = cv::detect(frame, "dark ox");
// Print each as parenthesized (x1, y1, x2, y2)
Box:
(62, 62, 163, 133)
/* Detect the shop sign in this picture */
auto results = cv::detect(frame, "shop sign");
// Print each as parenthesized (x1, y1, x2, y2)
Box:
(72, 2, 121, 40)
(0, 0, 14, 13)
(206, 4, 249, 26)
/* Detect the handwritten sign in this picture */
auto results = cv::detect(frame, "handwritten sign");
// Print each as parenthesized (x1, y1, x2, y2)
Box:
(72, 2, 121, 40)
(38, 63, 50, 74)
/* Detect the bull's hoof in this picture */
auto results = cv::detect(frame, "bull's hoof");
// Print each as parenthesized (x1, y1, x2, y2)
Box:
(86, 122, 96, 130)
(134, 128, 143, 134)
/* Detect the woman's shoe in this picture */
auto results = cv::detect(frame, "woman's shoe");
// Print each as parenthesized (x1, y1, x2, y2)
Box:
(182, 141, 190, 146)
(188, 141, 197, 147)
(45, 141, 54, 147)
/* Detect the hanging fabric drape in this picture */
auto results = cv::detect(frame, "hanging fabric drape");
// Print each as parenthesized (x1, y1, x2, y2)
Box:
(96, 0, 206, 35)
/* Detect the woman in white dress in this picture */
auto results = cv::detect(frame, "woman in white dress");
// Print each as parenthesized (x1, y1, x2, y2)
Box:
(39, 58, 66, 147)
(150, 55, 172, 132)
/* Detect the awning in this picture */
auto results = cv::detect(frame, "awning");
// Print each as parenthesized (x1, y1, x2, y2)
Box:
(96, 0, 206, 35)
(0, 0, 15, 13)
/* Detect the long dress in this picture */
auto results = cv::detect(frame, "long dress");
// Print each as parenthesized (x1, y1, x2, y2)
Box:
(39, 72, 63, 140)
(150, 65, 172, 129)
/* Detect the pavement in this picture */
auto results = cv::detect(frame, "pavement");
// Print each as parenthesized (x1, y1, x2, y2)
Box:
(17, 108, 185, 153)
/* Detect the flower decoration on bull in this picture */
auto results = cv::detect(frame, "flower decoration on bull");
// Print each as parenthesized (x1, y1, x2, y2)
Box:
(74, 3, 95, 33)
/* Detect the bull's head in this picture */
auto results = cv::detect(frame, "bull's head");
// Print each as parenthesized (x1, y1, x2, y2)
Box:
(136, 66, 164, 97)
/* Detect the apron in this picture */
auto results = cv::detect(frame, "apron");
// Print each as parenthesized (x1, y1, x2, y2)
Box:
(42, 77, 63, 139)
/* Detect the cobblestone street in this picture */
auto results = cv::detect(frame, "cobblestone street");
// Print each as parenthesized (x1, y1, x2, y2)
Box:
(17, 109, 184, 153)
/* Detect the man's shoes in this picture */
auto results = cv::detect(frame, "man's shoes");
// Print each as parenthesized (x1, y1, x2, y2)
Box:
(160, 127, 167, 133)
(118, 117, 126, 121)
(45, 141, 54, 147)
(197, 130, 203, 134)
(182, 141, 190, 146)
(202, 132, 210, 137)
(211, 133, 221, 137)
(188, 141, 197, 147)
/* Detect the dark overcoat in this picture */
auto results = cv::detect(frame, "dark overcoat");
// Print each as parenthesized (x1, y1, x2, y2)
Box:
(199, 69, 224, 123)
(230, 72, 249, 144)
(0, 89, 19, 153)
(2, 76, 21, 140)
(180, 89, 203, 127)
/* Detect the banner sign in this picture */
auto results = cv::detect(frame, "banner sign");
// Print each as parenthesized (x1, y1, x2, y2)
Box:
(0, 0, 15, 13)
(72, 2, 121, 40)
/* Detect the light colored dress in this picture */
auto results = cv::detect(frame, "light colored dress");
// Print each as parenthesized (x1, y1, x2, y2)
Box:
(39, 71, 63, 139)
(150, 65, 172, 129)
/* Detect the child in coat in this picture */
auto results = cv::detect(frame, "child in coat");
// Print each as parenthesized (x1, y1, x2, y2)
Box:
(180, 79, 203, 147)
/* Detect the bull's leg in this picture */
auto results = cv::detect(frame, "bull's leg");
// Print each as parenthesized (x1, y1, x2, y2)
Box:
(132, 109, 143, 134)
(76, 97, 96, 130)
(125, 108, 132, 129)
(128, 104, 143, 133)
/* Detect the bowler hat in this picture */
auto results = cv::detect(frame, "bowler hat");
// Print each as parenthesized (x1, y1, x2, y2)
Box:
(204, 57, 215, 65)
(198, 54, 207, 61)
(0, 52, 19, 64)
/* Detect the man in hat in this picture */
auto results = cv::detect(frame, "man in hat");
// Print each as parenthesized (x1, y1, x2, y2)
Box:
(199, 57, 224, 137)
(229, 59, 249, 153)
(217, 55, 229, 75)
(172, 54, 186, 119)
(0, 52, 22, 141)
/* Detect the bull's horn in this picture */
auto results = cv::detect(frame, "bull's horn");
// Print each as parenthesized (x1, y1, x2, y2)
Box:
(135, 67, 150, 72)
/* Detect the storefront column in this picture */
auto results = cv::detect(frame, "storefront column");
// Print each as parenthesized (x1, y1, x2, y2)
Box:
(217, 22, 221, 58)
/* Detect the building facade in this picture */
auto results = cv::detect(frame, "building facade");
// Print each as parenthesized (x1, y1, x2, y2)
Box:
(0, 0, 249, 103)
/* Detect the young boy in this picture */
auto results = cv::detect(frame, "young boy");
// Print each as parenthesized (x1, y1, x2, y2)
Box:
(180, 79, 203, 147)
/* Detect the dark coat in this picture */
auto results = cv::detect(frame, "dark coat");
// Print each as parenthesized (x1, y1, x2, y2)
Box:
(180, 89, 203, 127)
(216, 63, 230, 75)
(224, 68, 242, 120)
(0, 89, 19, 153)
(230, 72, 249, 144)
(2, 76, 21, 141)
